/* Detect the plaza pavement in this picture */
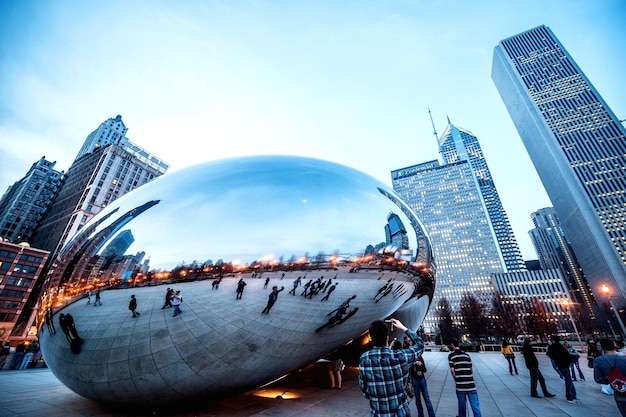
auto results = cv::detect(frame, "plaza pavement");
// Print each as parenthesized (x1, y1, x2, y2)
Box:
(0, 349, 620, 416)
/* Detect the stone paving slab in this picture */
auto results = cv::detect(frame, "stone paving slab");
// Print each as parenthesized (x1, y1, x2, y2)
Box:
(0, 350, 620, 416)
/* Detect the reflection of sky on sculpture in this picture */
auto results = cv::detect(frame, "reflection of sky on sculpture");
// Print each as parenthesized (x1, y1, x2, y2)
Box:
(82, 156, 419, 270)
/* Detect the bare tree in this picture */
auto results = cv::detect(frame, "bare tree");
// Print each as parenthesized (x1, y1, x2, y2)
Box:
(523, 297, 558, 341)
(459, 293, 488, 347)
(436, 296, 456, 344)
(491, 291, 523, 340)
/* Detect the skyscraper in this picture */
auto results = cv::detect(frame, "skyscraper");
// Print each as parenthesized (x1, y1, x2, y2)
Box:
(0, 157, 63, 244)
(492, 25, 626, 307)
(529, 207, 599, 331)
(439, 122, 525, 272)
(74, 114, 128, 161)
(31, 116, 170, 259)
(392, 121, 523, 328)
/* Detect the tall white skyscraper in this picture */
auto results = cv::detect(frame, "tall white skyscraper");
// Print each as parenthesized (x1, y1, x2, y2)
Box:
(392, 121, 523, 329)
(492, 25, 626, 308)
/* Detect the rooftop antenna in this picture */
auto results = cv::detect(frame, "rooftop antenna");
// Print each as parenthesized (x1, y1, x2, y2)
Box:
(428, 108, 438, 142)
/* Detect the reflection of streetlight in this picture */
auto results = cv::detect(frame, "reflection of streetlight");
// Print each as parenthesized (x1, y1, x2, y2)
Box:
(562, 299, 582, 345)
(601, 284, 626, 338)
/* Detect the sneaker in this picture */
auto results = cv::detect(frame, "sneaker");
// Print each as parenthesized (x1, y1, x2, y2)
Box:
(567, 399, 581, 404)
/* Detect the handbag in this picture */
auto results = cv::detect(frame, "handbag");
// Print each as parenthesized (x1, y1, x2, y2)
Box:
(405, 379, 415, 399)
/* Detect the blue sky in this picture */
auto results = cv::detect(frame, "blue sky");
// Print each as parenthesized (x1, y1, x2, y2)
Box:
(1, 0, 624, 260)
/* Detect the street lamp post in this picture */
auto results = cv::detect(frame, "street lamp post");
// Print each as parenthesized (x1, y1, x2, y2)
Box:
(562, 300, 582, 346)
(601, 284, 626, 339)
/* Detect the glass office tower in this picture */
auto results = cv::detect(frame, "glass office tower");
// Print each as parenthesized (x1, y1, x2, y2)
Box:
(492, 25, 626, 307)
(392, 121, 523, 329)
(439, 123, 525, 272)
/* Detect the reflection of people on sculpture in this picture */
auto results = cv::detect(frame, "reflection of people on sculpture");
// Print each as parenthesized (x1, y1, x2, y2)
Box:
(45, 307, 56, 335)
(59, 313, 82, 345)
(263, 277, 270, 289)
(392, 283, 408, 300)
(320, 277, 333, 293)
(94, 289, 102, 306)
(236, 279, 247, 300)
(288, 277, 301, 295)
(161, 287, 174, 309)
(374, 279, 393, 299)
(129, 294, 140, 318)
(301, 279, 312, 296)
(261, 286, 284, 314)
(316, 295, 358, 332)
(320, 282, 338, 302)
(374, 281, 395, 303)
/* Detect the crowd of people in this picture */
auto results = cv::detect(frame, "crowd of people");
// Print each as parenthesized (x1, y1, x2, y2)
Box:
(355, 319, 626, 417)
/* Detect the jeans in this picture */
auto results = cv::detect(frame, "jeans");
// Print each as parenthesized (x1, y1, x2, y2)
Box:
(505, 355, 518, 374)
(411, 377, 436, 417)
(456, 390, 482, 417)
(529, 367, 550, 396)
(173, 304, 182, 317)
(557, 367, 576, 400)
(569, 358, 585, 380)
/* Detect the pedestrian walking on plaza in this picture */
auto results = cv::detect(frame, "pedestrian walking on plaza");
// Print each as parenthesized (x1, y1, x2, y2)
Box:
(129, 294, 140, 318)
(85, 290, 91, 305)
(547, 335, 579, 403)
(546, 339, 564, 379)
(358, 318, 424, 417)
(263, 277, 270, 289)
(449, 339, 482, 417)
(94, 289, 102, 306)
(261, 286, 284, 314)
(410, 356, 436, 417)
(10, 341, 26, 370)
(236, 278, 247, 300)
(328, 358, 344, 389)
(20, 340, 39, 369)
(594, 338, 626, 416)
(0, 341, 11, 370)
(501, 340, 518, 375)
(521, 338, 555, 398)
(172, 290, 183, 317)
(564, 341, 585, 381)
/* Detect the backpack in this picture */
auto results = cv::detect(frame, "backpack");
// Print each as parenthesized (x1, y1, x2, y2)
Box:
(605, 356, 626, 397)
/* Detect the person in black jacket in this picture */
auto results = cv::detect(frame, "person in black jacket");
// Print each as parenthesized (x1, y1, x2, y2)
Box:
(410, 356, 436, 417)
(546, 335, 579, 403)
(521, 338, 555, 398)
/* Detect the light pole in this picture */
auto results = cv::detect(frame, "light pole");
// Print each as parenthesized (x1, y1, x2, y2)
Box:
(601, 284, 626, 339)
(562, 299, 582, 346)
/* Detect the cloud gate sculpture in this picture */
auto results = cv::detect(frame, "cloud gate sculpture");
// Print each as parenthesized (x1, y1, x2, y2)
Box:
(38, 155, 435, 407)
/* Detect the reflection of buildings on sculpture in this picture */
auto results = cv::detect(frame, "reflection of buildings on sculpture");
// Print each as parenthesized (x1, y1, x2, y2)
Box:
(392, 122, 524, 329)
(0, 240, 49, 341)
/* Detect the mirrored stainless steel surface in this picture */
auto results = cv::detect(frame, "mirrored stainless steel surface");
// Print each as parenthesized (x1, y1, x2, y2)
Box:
(38, 155, 435, 406)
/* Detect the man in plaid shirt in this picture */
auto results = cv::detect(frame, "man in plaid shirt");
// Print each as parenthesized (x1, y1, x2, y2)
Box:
(359, 318, 425, 416)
